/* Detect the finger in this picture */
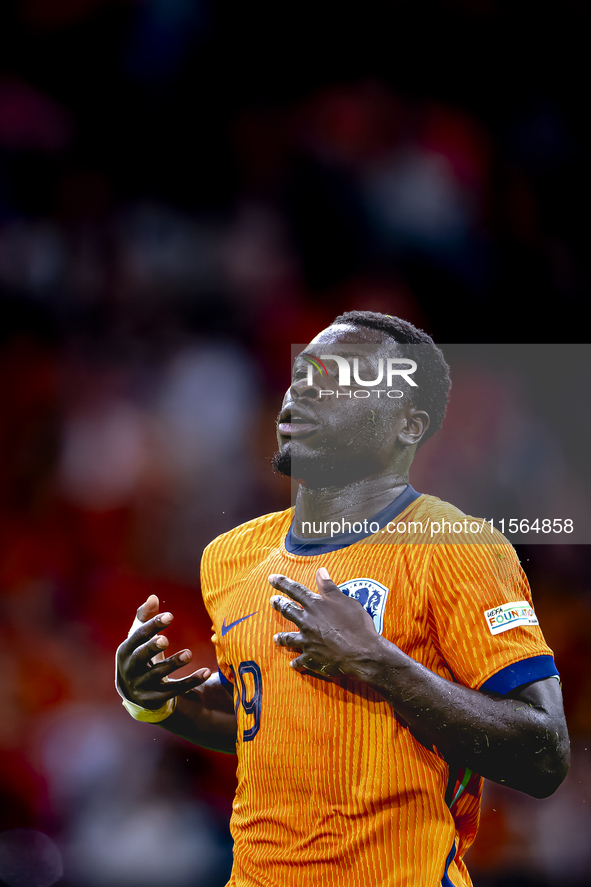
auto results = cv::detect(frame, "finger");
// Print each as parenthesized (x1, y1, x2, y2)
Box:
(136, 667, 212, 705)
(137, 594, 160, 623)
(126, 595, 160, 637)
(268, 574, 321, 606)
(270, 595, 306, 627)
(144, 663, 211, 700)
(120, 612, 173, 659)
(273, 631, 303, 650)
(144, 646, 196, 678)
(179, 666, 211, 682)
(127, 634, 172, 676)
(315, 567, 342, 597)
(289, 654, 315, 673)
(288, 654, 338, 679)
(136, 647, 210, 687)
(160, 666, 212, 693)
(154, 660, 212, 688)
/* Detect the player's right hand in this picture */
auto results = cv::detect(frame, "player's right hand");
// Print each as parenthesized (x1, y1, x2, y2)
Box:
(116, 594, 211, 710)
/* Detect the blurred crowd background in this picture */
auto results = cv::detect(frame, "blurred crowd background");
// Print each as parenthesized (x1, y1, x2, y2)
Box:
(0, 1, 589, 885)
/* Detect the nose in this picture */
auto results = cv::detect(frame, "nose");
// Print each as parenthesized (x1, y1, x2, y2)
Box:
(289, 376, 321, 400)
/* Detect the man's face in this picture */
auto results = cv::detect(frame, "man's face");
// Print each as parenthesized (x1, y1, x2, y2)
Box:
(273, 323, 415, 489)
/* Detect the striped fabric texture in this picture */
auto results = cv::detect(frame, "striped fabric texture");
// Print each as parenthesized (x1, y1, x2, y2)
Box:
(201, 494, 556, 887)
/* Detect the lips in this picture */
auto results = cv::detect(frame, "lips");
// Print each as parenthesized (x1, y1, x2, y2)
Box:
(277, 406, 319, 438)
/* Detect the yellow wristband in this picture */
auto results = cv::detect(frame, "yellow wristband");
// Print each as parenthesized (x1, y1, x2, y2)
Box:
(121, 696, 177, 723)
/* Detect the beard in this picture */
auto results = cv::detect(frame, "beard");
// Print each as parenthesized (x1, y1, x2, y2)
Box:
(271, 446, 293, 478)
(271, 441, 383, 490)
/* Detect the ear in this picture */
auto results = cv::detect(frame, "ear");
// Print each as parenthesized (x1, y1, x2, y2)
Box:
(398, 408, 430, 447)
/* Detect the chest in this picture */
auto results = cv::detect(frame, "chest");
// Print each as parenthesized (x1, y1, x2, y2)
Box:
(214, 542, 434, 667)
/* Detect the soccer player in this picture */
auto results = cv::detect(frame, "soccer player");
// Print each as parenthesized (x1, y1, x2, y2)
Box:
(116, 311, 569, 887)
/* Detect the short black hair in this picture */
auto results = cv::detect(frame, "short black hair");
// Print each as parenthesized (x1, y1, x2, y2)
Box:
(330, 310, 451, 447)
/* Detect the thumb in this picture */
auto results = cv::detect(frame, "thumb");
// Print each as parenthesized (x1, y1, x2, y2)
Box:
(315, 567, 340, 596)
(127, 595, 160, 639)
(137, 594, 160, 623)
(129, 595, 167, 663)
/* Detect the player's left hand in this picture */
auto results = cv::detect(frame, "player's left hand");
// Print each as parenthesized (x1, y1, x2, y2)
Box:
(269, 567, 380, 679)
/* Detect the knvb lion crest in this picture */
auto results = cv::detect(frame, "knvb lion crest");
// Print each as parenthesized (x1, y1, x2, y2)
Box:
(339, 578, 389, 635)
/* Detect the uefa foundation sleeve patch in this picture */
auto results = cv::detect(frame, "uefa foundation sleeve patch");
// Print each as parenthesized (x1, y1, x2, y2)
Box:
(484, 601, 539, 635)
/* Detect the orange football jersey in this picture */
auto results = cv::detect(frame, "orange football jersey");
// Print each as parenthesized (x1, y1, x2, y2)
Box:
(201, 487, 558, 887)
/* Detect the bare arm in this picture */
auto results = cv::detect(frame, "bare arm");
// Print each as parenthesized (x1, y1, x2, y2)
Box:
(158, 674, 236, 753)
(116, 595, 237, 754)
(340, 641, 569, 798)
(270, 569, 570, 799)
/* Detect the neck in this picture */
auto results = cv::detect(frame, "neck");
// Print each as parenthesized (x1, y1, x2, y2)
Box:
(294, 467, 410, 538)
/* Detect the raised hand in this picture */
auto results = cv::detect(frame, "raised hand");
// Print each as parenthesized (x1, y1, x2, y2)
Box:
(116, 595, 211, 710)
(269, 567, 380, 679)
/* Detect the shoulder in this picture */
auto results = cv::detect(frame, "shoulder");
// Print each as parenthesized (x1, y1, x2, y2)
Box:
(201, 508, 293, 609)
(415, 497, 526, 597)
(413, 493, 482, 526)
(413, 494, 511, 548)
(202, 508, 293, 563)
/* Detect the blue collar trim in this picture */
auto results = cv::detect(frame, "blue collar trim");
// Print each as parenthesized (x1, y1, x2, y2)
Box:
(285, 485, 422, 555)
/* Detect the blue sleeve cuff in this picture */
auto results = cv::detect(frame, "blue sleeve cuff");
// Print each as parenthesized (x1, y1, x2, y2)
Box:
(218, 668, 231, 687)
(480, 655, 559, 695)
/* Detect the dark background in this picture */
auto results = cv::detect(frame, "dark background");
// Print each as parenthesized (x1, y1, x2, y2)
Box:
(0, 2, 589, 885)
